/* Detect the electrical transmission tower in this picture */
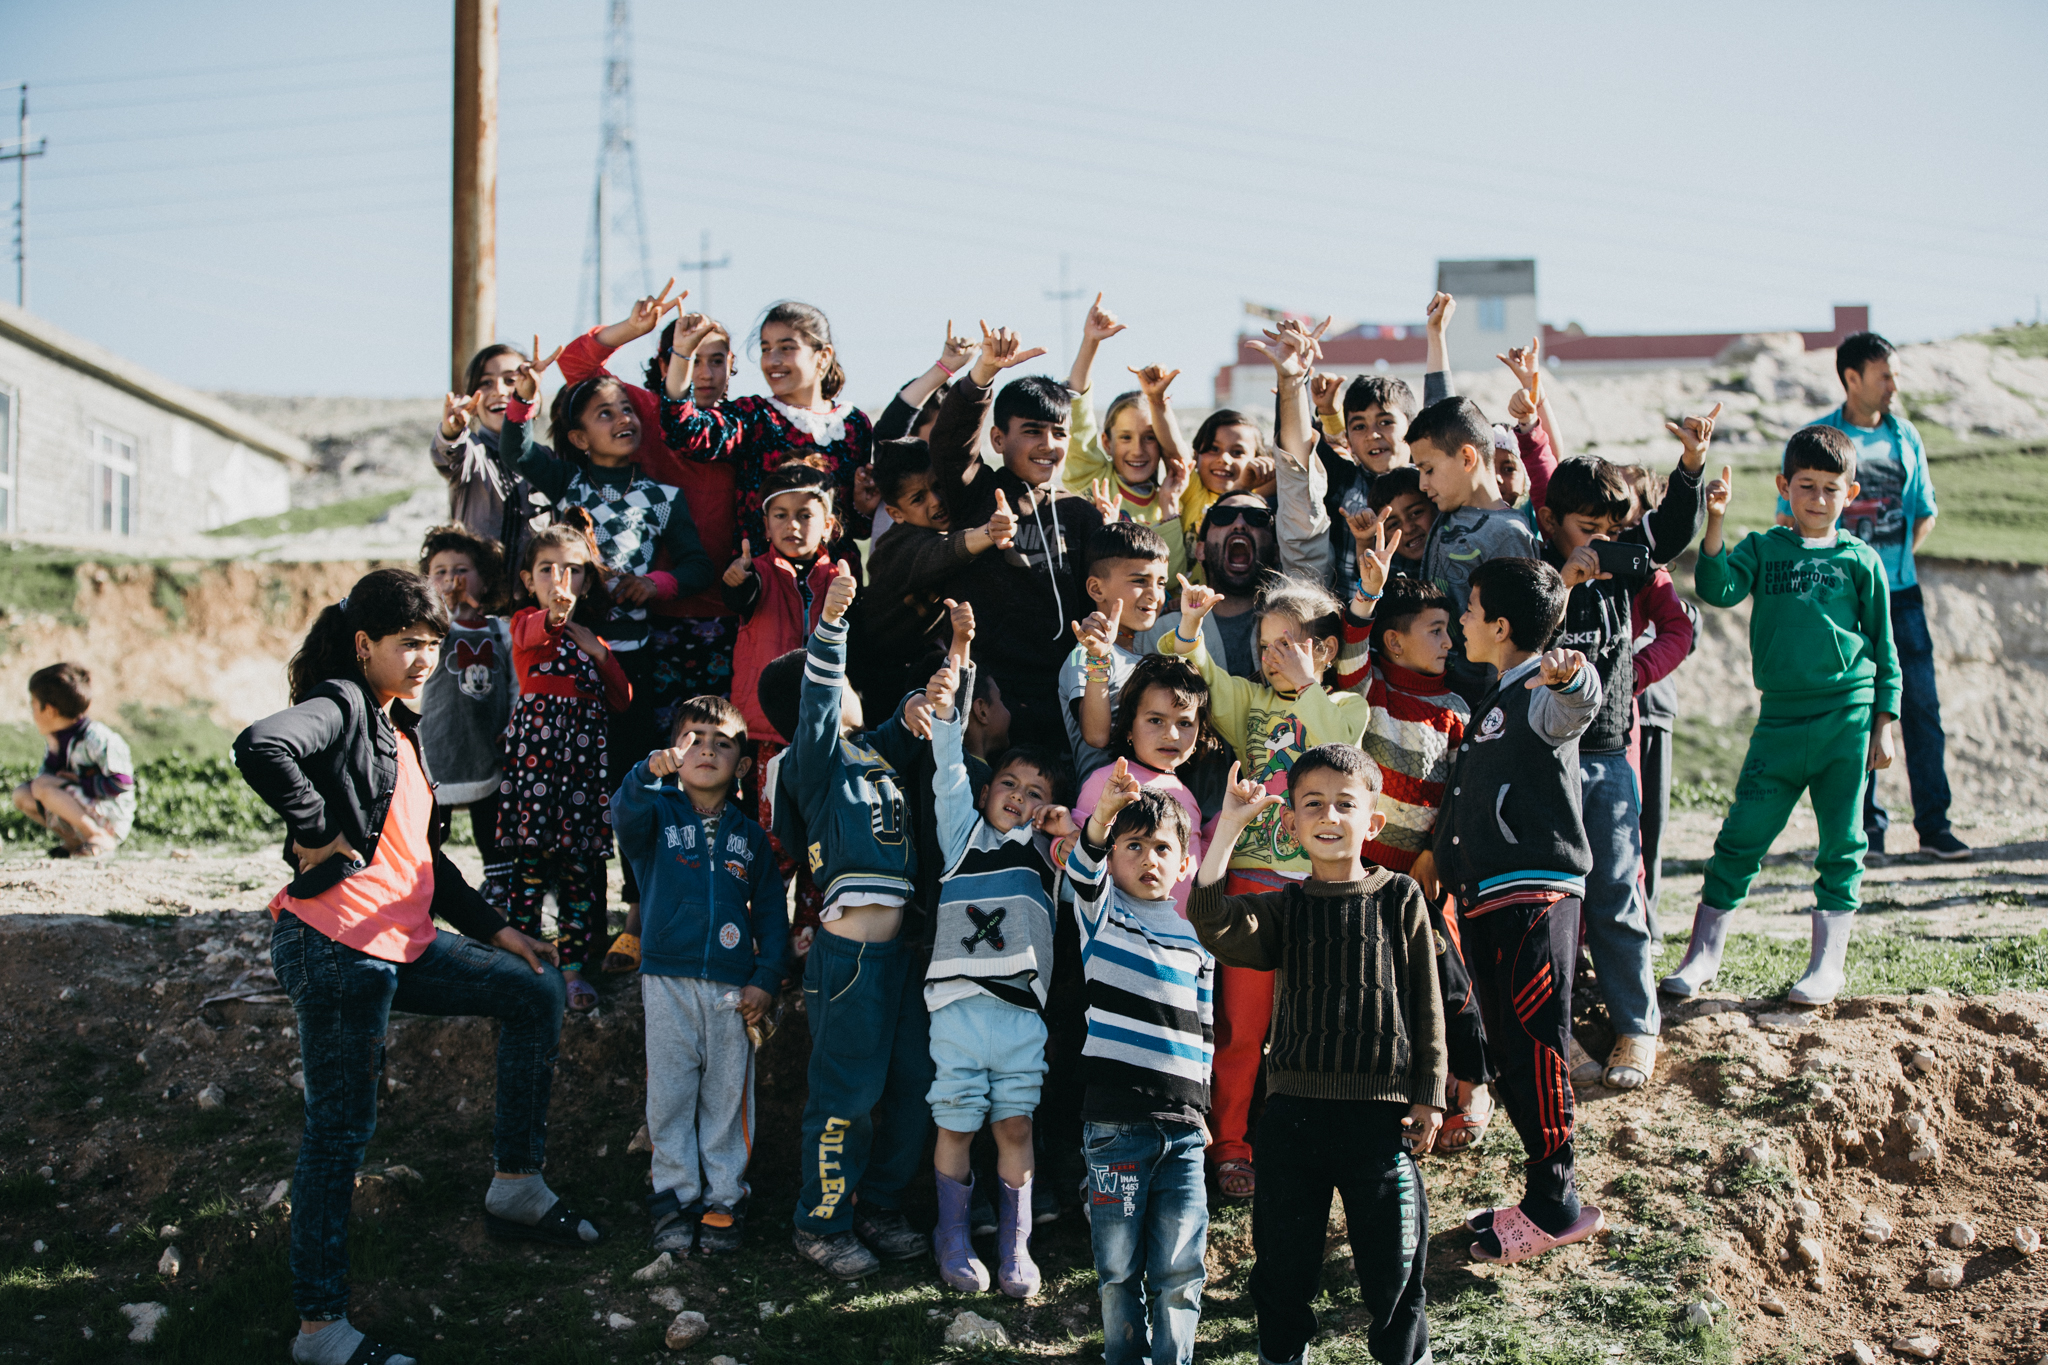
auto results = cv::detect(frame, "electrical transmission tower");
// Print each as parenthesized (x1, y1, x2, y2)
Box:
(1043, 253, 1086, 369)
(577, 0, 652, 328)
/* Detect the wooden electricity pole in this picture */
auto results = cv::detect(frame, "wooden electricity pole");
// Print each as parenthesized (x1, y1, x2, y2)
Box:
(451, 0, 498, 393)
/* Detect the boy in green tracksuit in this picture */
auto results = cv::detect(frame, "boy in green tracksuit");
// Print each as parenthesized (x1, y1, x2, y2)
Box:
(1662, 426, 1901, 1007)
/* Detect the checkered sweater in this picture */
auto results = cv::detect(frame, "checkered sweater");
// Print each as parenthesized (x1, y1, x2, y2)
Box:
(1334, 632, 1469, 875)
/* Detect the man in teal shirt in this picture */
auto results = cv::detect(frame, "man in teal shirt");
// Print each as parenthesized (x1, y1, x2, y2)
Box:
(1776, 332, 1965, 861)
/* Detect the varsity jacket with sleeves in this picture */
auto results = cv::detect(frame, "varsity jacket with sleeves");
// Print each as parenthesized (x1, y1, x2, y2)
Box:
(924, 704, 1058, 1012)
(1065, 833, 1215, 1120)
(1188, 869, 1448, 1109)
(610, 767, 788, 993)
(782, 614, 919, 906)
(1432, 656, 1602, 908)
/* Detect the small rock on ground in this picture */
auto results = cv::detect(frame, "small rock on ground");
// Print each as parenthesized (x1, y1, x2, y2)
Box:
(606, 1311, 636, 1330)
(118, 1303, 168, 1343)
(631, 1251, 675, 1283)
(157, 1246, 182, 1276)
(944, 1310, 1010, 1348)
(665, 1310, 710, 1350)
(647, 1285, 684, 1313)
(1893, 1336, 1943, 1360)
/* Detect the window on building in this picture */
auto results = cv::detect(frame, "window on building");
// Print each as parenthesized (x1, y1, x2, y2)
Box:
(0, 386, 14, 532)
(88, 425, 136, 536)
(1477, 296, 1506, 332)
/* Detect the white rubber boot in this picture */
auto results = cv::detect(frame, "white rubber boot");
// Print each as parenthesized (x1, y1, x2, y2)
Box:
(1787, 910, 1853, 1006)
(1659, 903, 1734, 998)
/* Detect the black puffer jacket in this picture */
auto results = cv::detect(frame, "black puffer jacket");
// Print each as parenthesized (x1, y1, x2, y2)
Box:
(233, 678, 506, 940)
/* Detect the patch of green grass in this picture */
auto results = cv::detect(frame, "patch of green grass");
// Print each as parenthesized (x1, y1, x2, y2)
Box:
(118, 699, 240, 762)
(1656, 925, 2048, 998)
(0, 753, 280, 849)
(1671, 714, 1754, 792)
(0, 544, 95, 622)
(0, 1167, 59, 1214)
(208, 487, 415, 539)
(1973, 322, 2048, 359)
(0, 1257, 122, 1364)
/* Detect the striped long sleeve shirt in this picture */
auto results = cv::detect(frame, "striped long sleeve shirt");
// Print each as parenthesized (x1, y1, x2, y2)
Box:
(1333, 633, 1470, 875)
(1066, 835, 1216, 1126)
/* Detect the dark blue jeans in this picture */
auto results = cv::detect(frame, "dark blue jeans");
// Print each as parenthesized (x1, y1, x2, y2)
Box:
(792, 932, 935, 1233)
(1864, 584, 1953, 841)
(270, 912, 567, 1321)
(1083, 1120, 1208, 1365)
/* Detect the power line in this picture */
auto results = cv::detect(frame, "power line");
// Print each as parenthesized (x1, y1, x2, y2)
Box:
(577, 0, 652, 328)
(678, 230, 730, 316)
(0, 85, 49, 306)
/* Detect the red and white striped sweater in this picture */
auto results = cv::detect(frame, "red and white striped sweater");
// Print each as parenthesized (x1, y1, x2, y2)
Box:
(1335, 629, 1469, 873)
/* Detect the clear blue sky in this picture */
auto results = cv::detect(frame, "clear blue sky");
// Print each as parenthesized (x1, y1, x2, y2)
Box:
(10, 0, 2047, 404)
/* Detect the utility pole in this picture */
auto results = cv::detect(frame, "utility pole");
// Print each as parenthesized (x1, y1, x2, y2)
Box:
(578, 0, 651, 327)
(677, 231, 730, 317)
(451, 0, 498, 392)
(1043, 252, 1085, 368)
(0, 84, 49, 309)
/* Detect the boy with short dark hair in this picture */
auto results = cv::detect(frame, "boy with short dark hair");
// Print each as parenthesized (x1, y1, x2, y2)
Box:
(1434, 557, 1606, 1265)
(612, 696, 788, 1256)
(1663, 425, 1901, 1008)
(1366, 465, 1432, 580)
(922, 639, 1068, 1298)
(1062, 768, 1214, 1365)
(754, 572, 937, 1281)
(1511, 406, 1713, 1091)
(1060, 520, 1171, 781)
(1405, 396, 1539, 698)
(14, 662, 134, 858)
(1190, 744, 1447, 1365)
(928, 324, 1106, 750)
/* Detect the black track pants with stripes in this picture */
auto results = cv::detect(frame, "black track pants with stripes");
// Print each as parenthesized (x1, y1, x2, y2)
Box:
(1461, 895, 1582, 1223)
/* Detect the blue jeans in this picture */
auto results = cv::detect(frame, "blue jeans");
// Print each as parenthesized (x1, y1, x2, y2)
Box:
(270, 912, 567, 1321)
(1082, 1120, 1208, 1365)
(1578, 751, 1659, 1038)
(1864, 584, 1953, 841)
(792, 932, 935, 1232)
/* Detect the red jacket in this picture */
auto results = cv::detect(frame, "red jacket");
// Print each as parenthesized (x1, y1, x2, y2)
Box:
(732, 553, 846, 743)
(559, 328, 737, 620)
(1630, 567, 1694, 694)
(509, 608, 632, 712)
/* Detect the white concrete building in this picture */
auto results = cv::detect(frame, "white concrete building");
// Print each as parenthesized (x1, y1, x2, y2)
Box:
(1435, 258, 1539, 363)
(0, 299, 308, 541)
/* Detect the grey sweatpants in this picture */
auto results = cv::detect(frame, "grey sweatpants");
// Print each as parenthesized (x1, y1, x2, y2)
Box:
(643, 975, 756, 1211)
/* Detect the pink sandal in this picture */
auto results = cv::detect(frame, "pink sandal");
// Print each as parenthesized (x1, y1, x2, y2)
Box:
(1469, 1204, 1605, 1264)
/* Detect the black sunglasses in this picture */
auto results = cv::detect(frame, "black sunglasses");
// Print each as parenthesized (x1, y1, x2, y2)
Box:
(1205, 505, 1273, 533)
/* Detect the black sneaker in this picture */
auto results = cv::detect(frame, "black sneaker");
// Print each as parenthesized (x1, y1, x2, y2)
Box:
(792, 1227, 879, 1280)
(697, 1200, 745, 1255)
(852, 1205, 928, 1261)
(649, 1210, 696, 1254)
(1920, 830, 1971, 861)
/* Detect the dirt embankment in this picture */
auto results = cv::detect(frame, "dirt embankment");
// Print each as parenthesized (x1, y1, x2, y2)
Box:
(1673, 558, 2048, 815)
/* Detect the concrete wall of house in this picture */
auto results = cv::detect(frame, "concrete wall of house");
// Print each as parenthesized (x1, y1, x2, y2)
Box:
(0, 333, 291, 538)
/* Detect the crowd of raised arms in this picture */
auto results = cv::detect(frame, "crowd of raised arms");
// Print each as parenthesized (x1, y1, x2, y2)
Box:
(16, 281, 1934, 1365)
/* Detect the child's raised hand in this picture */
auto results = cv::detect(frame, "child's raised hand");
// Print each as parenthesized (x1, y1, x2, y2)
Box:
(1310, 371, 1345, 416)
(936, 320, 977, 374)
(852, 465, 881, 516)
(1218, 760, 1281, 828)
(1086, 476, 1120, 521)
(1082, 293, 1126, 345)
(1263, 633, 1320, 693)
(1176, 573, 1224, 628)
(722, 538, 755, 587)
(441, 391, 479, 439)
(901, 690, 937, 741)
(981, 488, 1018, 549)
(1159, 446, 1193, 505)
(1424, 291, 1456, 337)
(1349, 507, 1402, 599)
(1127, 363, 1181, 402)
(1096, 757, 1143, 817)
(671, 311, 719, 358)
(1506, 385, 1538, 429)
(943, 597, 976, 662)
(1526, 647, 1587, 690)
(621, 278, 681, 340)
(647, 747, 685, 779)
(973, 321, 1049, 383)
(820, 561, 857, 624)
(1033, 804, 1080, 840)
(1496, 335, 1541, 393)
(1704, 465, 1733, 518)
(1072, 598, 1123, 661)
(1244, 330, 1310, 380)
(1665, 402, 1723, 472)
(1241, 454, 1277, 493)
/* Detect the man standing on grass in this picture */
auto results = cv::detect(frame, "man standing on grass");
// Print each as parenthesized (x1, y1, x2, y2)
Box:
(1779, 331, 1966, 862)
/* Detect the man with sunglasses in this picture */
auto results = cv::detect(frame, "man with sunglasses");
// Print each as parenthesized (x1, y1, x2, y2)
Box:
(1138, 493, 1280, 681)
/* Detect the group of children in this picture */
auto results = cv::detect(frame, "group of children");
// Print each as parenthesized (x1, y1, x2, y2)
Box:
(4, 281, 1911, 1365)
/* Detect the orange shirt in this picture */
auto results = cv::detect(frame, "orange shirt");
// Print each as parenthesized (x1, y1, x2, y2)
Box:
(271, 735, 440, 963)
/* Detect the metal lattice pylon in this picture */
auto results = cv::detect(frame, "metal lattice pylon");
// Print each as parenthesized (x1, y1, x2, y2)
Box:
(576, 0, 652, 327)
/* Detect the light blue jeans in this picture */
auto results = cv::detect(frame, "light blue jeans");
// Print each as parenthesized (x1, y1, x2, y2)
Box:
(1083, 1120, 1208, 1365)
(1579, 751, 1660, 1038)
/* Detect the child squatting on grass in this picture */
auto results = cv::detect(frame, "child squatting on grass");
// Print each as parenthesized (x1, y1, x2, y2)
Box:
(14, 661, 135, 858)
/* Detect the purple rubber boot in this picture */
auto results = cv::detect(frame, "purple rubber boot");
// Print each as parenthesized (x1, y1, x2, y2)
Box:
(995, 1175, 1041, 1298)
(934, 1171, 989, 1292)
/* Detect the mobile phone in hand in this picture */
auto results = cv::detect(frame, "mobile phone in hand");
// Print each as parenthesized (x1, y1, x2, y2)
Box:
(1592, 541, 1650, 578)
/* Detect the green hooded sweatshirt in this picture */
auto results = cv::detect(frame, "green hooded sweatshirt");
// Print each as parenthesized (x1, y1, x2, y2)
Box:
(1694, 526, 1902, 720)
